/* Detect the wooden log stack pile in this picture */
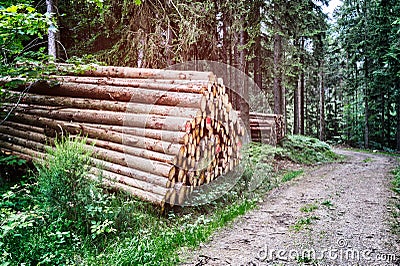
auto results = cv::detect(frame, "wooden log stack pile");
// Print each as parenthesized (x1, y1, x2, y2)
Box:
(249, 112, 285, 145)
(0, 65, 246, 207)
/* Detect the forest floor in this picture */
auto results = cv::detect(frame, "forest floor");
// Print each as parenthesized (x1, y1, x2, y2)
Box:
(180, 149, 400, 265)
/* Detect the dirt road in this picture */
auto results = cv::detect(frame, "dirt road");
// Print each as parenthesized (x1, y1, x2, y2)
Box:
(181, 149, 400, 265)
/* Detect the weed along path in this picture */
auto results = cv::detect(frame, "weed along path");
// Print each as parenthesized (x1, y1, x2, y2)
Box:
(181, 149, 400, 265)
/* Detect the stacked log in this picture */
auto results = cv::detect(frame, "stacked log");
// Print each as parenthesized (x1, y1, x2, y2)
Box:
(0, 65, 246, 207)
(249, 112, 285, 145)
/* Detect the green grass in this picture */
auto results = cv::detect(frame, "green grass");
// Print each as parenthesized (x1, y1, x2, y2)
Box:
(296, 255, 314, 263)
(349, 148, 400, 157)
(321, 200, 334, 208)
(89, 199, 257, 265)
(363, 157, 373, 163)
(281, 170, 304, 183)
(391, 165, 400, 235)
(392, 166, 400, 195)
(291, 216, 320, 232)
(300, 203, 318, 213)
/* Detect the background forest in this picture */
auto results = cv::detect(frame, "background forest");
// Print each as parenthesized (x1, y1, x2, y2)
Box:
(1, 1, 400, 265)
(1, 0, 400, 151)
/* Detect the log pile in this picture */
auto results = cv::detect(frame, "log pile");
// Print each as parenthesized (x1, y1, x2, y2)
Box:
(237, 112, 285, 145)
(0, 65, 247, 207)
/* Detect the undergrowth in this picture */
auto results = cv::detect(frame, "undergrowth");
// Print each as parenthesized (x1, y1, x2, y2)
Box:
(391, 165, 400, 235)
(278, 135, 339, 164)
(0, 135, 338, 265)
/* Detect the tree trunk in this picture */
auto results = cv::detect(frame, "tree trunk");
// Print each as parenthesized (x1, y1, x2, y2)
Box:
(364, 60, 369, 149)
(299, 38, 305, 135)
(46, 0, 57, 59)
(363, 0, 369, 149)
(294, 73, 300, 134)
(238, 20, 250, 133)
(380, 90, 384, 144)
(319, 60, 325, 141)
(273, 24, 283, 115)
(253, 2, 262, 92)
(232, 31, 239, 111)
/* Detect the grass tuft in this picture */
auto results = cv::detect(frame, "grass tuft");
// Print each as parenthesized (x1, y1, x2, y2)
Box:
(300, 203, 318, 213)
(321, 200, 334, 208)
(291, 216, 320, 232)
(281, 170, 304, 183)
(363, 157, 373, 163)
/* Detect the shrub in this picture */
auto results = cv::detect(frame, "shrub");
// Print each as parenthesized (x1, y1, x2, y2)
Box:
(35, 137, 119, 236)
(0, 137, 118, 265)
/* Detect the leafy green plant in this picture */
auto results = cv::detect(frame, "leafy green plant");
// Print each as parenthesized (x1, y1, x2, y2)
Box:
(0, 181, 83, 265)
(0, 3, 52, 61)
(392, 167, 400, 195)
(0, 155, 26, 166)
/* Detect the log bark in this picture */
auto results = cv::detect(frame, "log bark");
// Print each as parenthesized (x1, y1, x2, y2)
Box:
(0, 66, 250, 206)
(9, 105, 191, 132)
(21, 114, 183, 155)
(0, 131, 176, 179)
(12, 82, 206, 107)
(91, 168, 169, 196)
(91, 157, 169, 188)
(84, 124, 188, 144)
(85, 137, 175, 164)
(87, 173, 165, 206)
(54, 76, 210, 94)
(0, 140, 45, 159)
(56, 64, 216, 81)
(0, 142, 169, 206)
(0, 128, 172, 189)
(2, 121, 45, 134)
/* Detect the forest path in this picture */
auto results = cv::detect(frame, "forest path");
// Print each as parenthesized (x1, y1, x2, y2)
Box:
(181, 149, 400, 265)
